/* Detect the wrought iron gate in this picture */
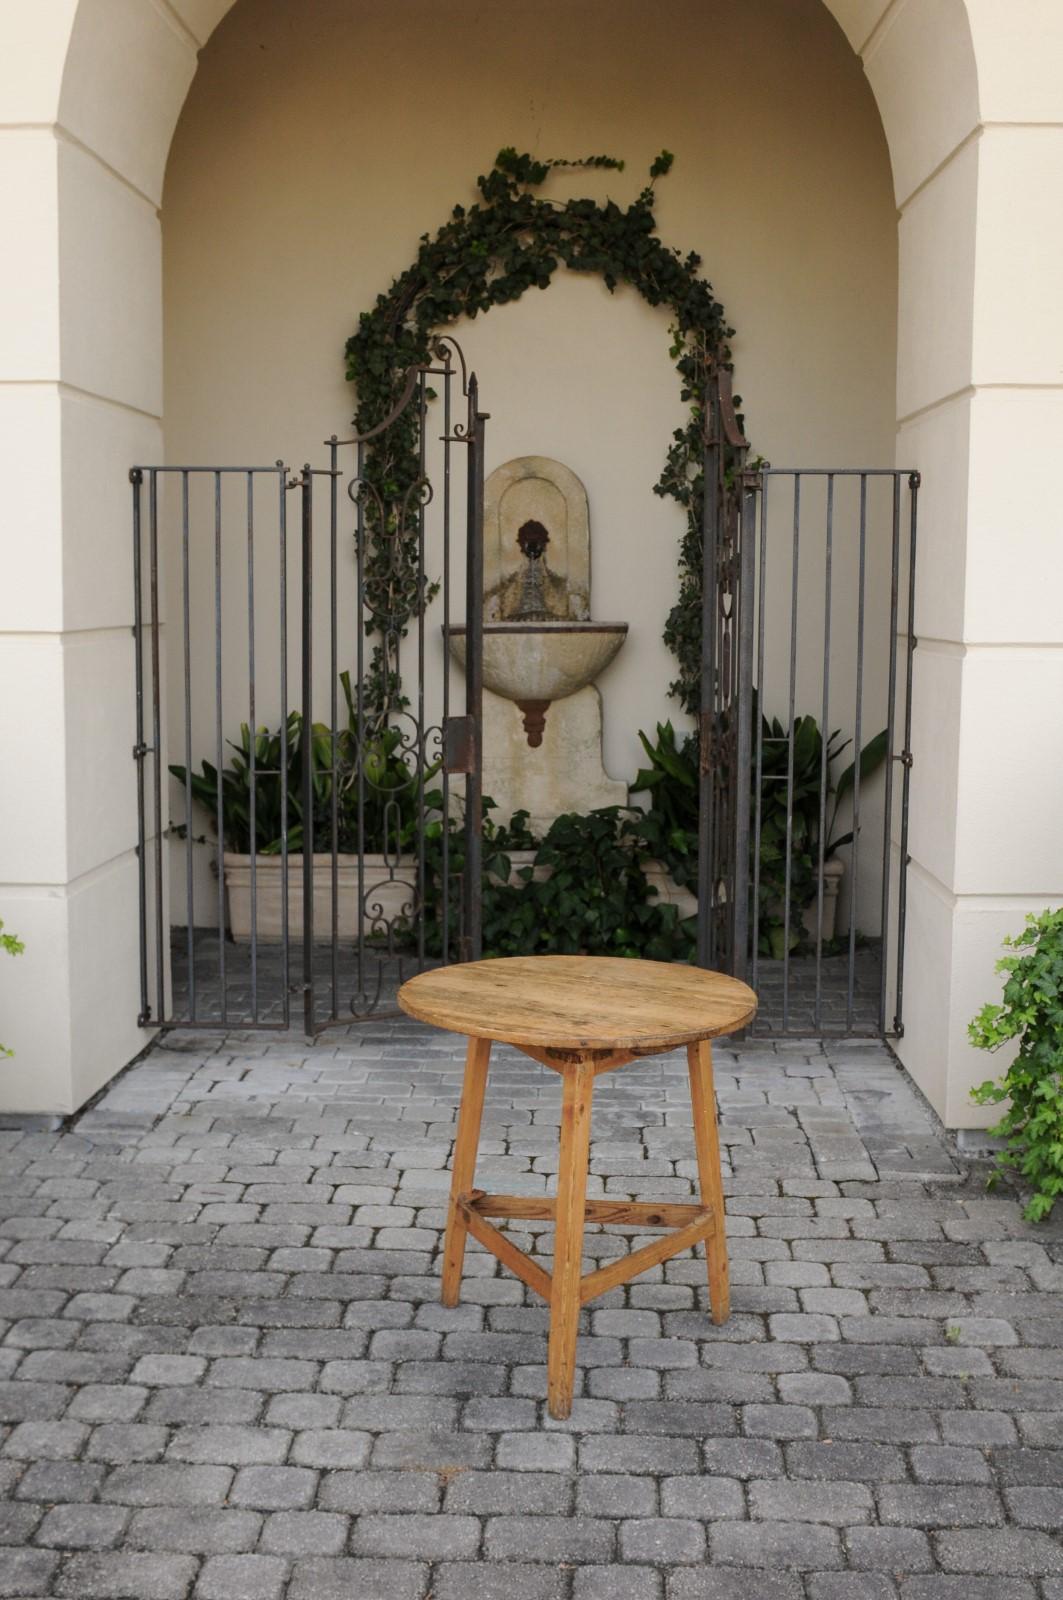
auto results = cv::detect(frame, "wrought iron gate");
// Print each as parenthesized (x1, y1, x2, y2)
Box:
(696, 365, 920, 1038)
(132, 339, 486, 1033)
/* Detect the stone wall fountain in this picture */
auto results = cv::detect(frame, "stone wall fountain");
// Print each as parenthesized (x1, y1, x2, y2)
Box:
(448, 456, 628, 832)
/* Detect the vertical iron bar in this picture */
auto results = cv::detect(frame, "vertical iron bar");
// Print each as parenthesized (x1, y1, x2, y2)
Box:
(813, 476, 834, 1031)
(879, 475, 902, 1035)
(416, 373, 427, 968)
(751, 475, 768, 1005)
(278, 464, 290, 1029)
(181, 472, 195, 1021)
(846, 476, 868, 1032)
(213, 471, 227, 1024)
(732, 474, 756, 984)
(356, 444, 366, 1003)
(148, 471, 165, 1025)
(782, 475, 801, 1031)
(131, 469, 150, 1025)
(300, 468, 314, 1036)
(696, 392, 719, 970)
(893, 473, 920, 1034)
(329, 442, 339, 1021)
(441, 357, 452, 964)
(463, 376, 485, 961)
(246, 472, 258, 1023)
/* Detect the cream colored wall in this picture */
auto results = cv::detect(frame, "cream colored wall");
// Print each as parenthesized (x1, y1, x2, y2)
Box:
(162, 0, 898, 932)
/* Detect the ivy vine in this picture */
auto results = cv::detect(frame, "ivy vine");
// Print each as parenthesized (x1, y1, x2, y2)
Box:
(344, 147, 740, 717)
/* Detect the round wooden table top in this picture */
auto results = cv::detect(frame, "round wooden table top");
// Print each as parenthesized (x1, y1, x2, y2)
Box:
(398, 956, 757, 1052)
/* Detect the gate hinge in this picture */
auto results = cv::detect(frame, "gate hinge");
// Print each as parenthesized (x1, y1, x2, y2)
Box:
(897, 749, 914, 769)
(132, 742, 149, 760)
(443, 716, 476, 775)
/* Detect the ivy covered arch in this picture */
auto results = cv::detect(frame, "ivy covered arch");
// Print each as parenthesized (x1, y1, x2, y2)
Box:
(345, 149, 741, 716)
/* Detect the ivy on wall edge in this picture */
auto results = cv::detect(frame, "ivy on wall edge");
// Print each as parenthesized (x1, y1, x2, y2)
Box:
(344, 148, 744, 716)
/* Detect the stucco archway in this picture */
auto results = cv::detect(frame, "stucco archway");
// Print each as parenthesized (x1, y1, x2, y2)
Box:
(2, 0, 1061, 1125)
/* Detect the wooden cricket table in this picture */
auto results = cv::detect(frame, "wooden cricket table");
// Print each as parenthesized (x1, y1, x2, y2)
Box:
(398, 955, 757, 1419)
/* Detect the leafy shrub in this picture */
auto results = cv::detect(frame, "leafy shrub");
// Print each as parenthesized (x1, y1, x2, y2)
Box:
(170, 673, 431, 857)
(425, 803, 694, 962)
(1, 920, 24, 1059)
(969, 907, 1063, 1222)
(631, 713, 887, 957)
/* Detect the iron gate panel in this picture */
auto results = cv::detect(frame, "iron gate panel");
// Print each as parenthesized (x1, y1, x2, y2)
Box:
(131, 341, 485, 1033)
(695, 360, 919, 1039)
(695, 364, 754, 982)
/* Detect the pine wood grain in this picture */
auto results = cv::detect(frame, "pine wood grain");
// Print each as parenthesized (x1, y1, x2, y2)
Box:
(440, 1035, 491, 1307)
(457, 1199, 553, 1302)
(469, 1194, 711, 1229)
(398, 955, 757, 1050)
(547, 1060, 594, 1420)
(688, 1038, 730, 1323)
(578, 1208, 717, 1303)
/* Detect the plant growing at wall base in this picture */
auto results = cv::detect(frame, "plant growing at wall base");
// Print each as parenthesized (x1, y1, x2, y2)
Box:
(345, 147, 738, 715)
(0, 920, 24, 1059)
(968, 907, 1063, 1222)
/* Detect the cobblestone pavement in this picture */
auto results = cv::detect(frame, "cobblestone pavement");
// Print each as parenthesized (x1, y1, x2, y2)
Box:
(1, 1020, 1062, 1599)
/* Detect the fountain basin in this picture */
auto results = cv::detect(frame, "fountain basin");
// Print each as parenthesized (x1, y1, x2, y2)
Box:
(447, 620, 628, 704)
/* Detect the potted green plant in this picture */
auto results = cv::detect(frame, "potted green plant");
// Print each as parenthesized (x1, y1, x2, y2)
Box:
(969, 907, 1063, 1222)
(171, 673, 432, 942)
(632, 713, 888, 957)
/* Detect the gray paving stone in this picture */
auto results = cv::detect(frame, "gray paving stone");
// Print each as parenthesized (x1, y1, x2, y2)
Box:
(34, 1503, 130, 1550)
(258, 1510, 349, 1554)
(0, 1501, 44, 1544)
(575, 1569, 661, 1600)
(195, 1554, 289, 1600)
(229, 1465, 318, 1509)
(101, 1463, 234, 1507)
(488, 1431, 572, 1470)
(898, 1580, 1038, 1600)
(711, 1519, 844, 1569)
(287, 1557, 428, 1600)
(619, 1517, 706, 1563)
(55, 1551, 199, 1598)
(485, 1514, 616, 1562)
(933, 1527, 1063, 1575)
(669, 1572, 803, 1600)
(807, 1579, 898, 1600)
(846, 1526, 934, 1570)
(126, 1506, 262, 1553)
(437, 1567, 567, 1600)
(446, 1469, 571, 1514)
(660, 1475, 745, 1519)
(910, 1444, 993, 1483)
(0, 1547, 60, 1597)
(352, 1511, 480, 1559)
(878, 1485, 1005, 1527)
(317, 1468, 439, 1513)
(749, 1479, 874, 1524)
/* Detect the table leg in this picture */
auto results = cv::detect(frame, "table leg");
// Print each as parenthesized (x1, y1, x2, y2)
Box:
(687, 1039, 730, 1324)
(547, 1058, 594, 1420)
(441, 1034, 492, 1308)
